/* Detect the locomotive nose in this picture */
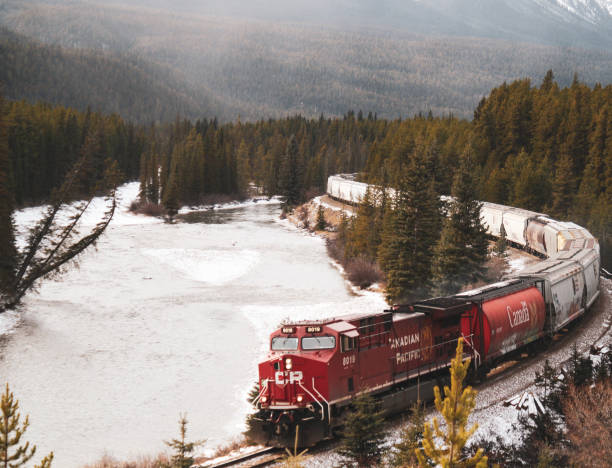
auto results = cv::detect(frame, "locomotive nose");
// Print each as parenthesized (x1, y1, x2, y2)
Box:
(263, 355, 308, 408)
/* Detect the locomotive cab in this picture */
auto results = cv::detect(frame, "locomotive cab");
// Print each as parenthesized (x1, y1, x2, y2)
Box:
(257, 324, 335, 411)
(250, 322, 341, 446)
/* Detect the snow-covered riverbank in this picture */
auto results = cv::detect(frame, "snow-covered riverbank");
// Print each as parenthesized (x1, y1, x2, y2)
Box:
(1, 182, 386, 467)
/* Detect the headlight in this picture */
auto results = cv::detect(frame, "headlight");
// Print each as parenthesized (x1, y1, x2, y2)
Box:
(285, 358, 293, 370)
(296, 395, 304, 403)
(261, 396, 267, 403)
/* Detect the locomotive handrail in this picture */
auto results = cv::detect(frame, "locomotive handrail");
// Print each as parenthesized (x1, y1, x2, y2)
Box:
(298, 381, 326, 421)
(461, 333, 480, 367)
(311, 377, 331, 423)
(252, 379, 269, 407)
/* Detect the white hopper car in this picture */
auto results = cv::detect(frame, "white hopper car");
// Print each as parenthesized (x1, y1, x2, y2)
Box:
(326, 174, 601, 336)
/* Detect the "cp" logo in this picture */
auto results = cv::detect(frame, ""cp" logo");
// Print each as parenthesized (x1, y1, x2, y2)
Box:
(275, 371, 303, 384)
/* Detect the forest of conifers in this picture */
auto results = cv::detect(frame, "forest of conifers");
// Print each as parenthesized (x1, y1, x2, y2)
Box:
(2, 72, 610, 269)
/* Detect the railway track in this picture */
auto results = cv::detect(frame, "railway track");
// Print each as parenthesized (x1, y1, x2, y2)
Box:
(201, 447, 282, 468)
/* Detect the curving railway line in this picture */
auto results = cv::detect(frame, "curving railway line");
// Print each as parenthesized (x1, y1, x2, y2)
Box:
(228, 174, 607, 462)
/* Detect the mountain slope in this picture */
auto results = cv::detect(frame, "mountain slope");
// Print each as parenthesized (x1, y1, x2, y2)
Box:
(2, 1, 611, 121)
(91, 0, 612, 49)
(0, 27, 226, 122)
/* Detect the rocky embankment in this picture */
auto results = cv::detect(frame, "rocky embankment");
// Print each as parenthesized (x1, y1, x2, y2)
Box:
(285, 195, 355, 233)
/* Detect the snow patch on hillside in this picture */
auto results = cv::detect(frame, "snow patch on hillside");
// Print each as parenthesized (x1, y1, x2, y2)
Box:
(554, 0, 612, 23)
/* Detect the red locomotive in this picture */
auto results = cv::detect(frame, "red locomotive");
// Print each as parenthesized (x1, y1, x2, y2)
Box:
(248, 278, 553, 447)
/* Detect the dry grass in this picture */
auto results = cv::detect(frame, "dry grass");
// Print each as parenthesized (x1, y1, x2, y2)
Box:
(129, 200, 166, 217)
(81, 453, 170, 468)
(194, 437, 252, 464)
(295, 205, 310, 229)
(563, 381, 612, 467)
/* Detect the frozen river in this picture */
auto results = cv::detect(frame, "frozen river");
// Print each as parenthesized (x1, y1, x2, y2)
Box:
(0, 184, 386, 467)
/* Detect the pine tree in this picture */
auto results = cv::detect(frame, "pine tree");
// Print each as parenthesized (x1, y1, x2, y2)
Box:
(338, 392, 388, 467)
(1, 383, 54, 468)
(4, 158, 121, 310)
(493, 225, 507, 257)
(534, 359, 563, 412)
(351, 186, 381, 260)
(378, 146, 441, 303)
(416, 338, 488, 468)
(0, 94, 16, 300)
(389, 401, 428, 467)
(431, 151, 489, 296)
(162, 174, 179, 223)
(164, 415, 204, 468)
(315, 205, 326, 231)
(279, 135, 302, 208)
(550, 152, 576, 219)
(236, 140, 251, 197)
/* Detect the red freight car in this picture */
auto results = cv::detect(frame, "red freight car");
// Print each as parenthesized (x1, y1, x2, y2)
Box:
(460, 285, 546, 365)
(413, 279, 546, 376)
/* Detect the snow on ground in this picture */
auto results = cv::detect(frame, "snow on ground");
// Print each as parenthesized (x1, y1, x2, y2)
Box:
(12, 182, 160, 247)
(141, 248, 261, 286)
(505, 249, 539, 275)
(0, 308, 20, 336)
(312, 195, 355, 216)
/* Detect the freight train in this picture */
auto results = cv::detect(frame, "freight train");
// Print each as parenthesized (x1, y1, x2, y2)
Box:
(247, 175, 601, 447)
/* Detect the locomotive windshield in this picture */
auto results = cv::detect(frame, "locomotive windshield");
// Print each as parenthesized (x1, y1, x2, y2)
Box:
(271, 336, 298, 350)
(302, 336, 336, 350)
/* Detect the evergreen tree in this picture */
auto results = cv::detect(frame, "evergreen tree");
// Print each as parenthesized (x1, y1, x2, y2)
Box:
(417, 338, 488, 468)
(236, 140, 251, 197)
(0, 94, 16, 299)
(338, 392, 387, 467)
(534, 359, 562, 412)
(431, 151, 489, 296)
(164, 415, 204, 468)
(4, 158, 121, 311)
(315, 205, 326, 231)
(351, 186, 381, 260)
(493, 225, 507, 257)
(279, 135, 302, 208)
(550, 152, 576, 219)
(0, 383, 54, 468)
(163, 173, 179, 223)
(378, 146, 441, 303)
(389, 401, 428, 467)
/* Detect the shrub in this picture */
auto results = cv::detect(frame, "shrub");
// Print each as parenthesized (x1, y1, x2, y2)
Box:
(346, 256, 383, 289)
(129, 200, 166, 217)
(326, 237, 345, 264)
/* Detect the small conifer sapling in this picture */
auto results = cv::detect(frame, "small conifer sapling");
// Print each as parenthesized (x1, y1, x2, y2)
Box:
(1, 383, 54, 468)
(164, 414, 204, 468)
(416, 338, 488, 468)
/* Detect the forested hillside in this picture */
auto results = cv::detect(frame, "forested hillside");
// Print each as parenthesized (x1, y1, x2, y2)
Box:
(3, 1, 612, 120)
(0, 28, 225, 123)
